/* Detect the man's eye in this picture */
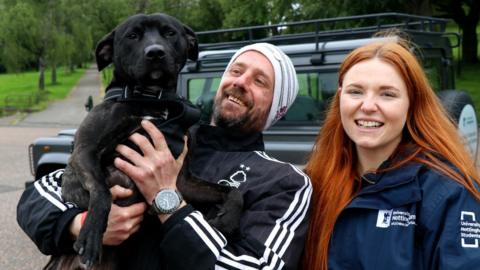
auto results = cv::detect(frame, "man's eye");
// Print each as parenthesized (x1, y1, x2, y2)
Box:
(255, 78, 266, 86)
(230, 69, 241, 75)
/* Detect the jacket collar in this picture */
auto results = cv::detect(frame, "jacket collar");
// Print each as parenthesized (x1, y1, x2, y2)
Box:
(347, 161, 424, 210)
(194, 124, 265, 152)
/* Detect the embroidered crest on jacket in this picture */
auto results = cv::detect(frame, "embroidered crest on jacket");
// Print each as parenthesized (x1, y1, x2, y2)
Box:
(218, 164, 250, 188)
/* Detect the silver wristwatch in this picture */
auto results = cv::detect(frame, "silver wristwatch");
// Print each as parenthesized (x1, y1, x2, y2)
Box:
(149, 188, 183, 215)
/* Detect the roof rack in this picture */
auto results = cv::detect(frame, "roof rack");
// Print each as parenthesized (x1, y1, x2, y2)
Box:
(196, 12, 451, 51)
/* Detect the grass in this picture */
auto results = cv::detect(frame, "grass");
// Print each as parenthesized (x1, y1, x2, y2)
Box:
(0, 67, 87, 116)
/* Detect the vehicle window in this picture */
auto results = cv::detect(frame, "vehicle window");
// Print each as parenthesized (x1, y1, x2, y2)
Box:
(187, 71, 338, 126)
(188, 77, 221, 122)
(423, 58, 442, 91)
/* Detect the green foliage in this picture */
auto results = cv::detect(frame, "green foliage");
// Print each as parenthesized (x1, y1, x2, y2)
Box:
(219, 0, 269, 28)
(185, 0, 224, 31)
(0, 2, 40, 72)
(0, 0, 477, 105)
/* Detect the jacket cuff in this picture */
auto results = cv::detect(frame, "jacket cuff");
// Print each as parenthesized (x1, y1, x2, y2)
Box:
(161, 204, 194, 233)
(54, 208, 84, 253)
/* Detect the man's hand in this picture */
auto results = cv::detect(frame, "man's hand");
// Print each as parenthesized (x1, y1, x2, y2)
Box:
(103, 186, 147, 245)
(113, 120, 188, 204)
(69, 185, 147, 246)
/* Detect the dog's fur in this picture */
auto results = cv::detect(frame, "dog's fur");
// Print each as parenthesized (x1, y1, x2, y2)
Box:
(46, 13, 243, 269)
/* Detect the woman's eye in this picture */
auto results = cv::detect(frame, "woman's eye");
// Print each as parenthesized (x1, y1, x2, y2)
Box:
(347, 89, 362, 95)
(382, 91, 397, 98)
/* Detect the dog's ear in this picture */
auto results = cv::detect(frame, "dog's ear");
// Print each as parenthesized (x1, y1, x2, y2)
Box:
(95, 30, 115, 71)
(184, 25, 198, 61)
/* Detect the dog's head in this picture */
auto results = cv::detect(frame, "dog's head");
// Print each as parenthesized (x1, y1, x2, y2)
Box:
(95, 13, 198, 91)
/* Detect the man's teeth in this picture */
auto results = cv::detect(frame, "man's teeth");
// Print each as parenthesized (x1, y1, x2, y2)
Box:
(228, 96, 245, 106)
(357, 120, 382, 128)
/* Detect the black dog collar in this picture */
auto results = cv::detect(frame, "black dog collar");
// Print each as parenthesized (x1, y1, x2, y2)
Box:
(103, 86, 177, 102)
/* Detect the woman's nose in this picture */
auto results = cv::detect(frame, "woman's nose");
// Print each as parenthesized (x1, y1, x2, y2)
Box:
(360, 96, 378, 113)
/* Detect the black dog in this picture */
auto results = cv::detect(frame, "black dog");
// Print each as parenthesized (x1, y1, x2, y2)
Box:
(46, 13, 243, 269)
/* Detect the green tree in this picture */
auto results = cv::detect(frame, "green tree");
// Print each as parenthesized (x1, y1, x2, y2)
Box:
(187, 0, 224, 31)
(61, 0, 94, 71)
(83, 0, 133, 47)
(0, 2, 40, 73)
(296, 0, 478, 63)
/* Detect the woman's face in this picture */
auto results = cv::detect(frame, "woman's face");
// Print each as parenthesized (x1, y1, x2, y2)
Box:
(339, 58, 410, 160)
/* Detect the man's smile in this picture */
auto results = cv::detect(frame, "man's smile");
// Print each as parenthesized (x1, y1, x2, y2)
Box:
(227, 95, 246, 106)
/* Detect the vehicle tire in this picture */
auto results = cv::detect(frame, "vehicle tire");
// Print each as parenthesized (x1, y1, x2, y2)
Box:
(437, 90, 478, 159)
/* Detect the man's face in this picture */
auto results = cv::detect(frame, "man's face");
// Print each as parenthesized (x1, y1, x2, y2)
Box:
(211, 50, 274, 132)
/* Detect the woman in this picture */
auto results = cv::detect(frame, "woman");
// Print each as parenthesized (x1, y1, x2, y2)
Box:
(303, 38, 480, 269)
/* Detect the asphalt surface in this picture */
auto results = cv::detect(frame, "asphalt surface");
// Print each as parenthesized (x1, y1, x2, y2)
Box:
(0, 65, 102, 269)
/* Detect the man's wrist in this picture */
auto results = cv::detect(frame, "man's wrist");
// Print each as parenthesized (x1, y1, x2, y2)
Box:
(69, 212, 85, 239)
(157, 201, 187, 223)
(150, 187, 183, 214)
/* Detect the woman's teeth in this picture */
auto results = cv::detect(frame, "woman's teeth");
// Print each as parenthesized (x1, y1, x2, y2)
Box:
(357, 120, 383, 128)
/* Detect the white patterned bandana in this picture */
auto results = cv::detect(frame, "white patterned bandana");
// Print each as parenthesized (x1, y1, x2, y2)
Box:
(223, 43, 299, 130)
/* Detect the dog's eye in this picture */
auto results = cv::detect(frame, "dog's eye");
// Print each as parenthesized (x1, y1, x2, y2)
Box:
(165, 30, 176, 37)
(126, 32, 138, 39)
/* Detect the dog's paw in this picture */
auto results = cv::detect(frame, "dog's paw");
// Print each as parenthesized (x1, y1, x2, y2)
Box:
(209, 189, 244, 236)
(73, 226, 104, 268)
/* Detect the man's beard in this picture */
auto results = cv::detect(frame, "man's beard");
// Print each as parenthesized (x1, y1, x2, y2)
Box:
(211, 87, 250, 130)
(211, 103, 249, 130)
(211, 87, 269, 132)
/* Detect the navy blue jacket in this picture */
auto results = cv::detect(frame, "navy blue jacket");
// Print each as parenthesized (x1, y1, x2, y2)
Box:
(328, 161, 480, 269)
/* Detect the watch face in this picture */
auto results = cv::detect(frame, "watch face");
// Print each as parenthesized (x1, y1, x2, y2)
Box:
(155, 189, 180, 212)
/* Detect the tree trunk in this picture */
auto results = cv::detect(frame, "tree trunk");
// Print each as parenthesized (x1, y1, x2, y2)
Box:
(51, 62, 57, 84)
(38, 57, 46, 91)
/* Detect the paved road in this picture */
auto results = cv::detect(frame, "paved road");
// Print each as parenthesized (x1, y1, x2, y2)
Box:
(0, 65, 102, 269)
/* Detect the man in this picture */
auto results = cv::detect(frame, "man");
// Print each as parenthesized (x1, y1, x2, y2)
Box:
(17, 43, 312, 269)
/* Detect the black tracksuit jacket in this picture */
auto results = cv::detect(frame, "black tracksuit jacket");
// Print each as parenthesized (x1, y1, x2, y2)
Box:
(17, 125, 312, 269)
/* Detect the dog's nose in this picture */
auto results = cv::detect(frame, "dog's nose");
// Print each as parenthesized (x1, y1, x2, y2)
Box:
(144, 45, 166, 60)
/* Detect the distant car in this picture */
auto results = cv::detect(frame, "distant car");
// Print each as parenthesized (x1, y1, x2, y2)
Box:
(29, 13, 478, 180)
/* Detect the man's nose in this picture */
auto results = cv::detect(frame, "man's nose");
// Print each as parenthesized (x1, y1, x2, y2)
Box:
(144, 44, 166, 60)
(232, 73, 249, 89)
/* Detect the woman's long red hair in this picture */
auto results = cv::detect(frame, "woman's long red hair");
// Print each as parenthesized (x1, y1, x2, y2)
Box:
(303, 40, 480, 269)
